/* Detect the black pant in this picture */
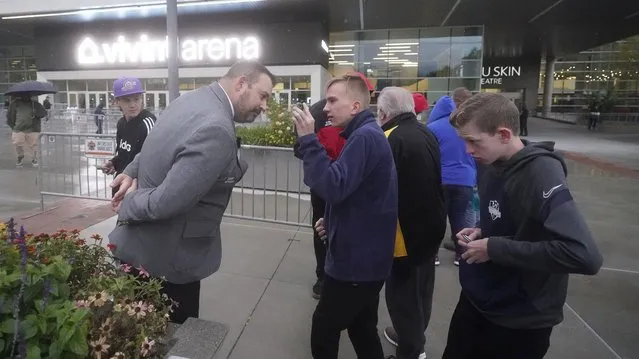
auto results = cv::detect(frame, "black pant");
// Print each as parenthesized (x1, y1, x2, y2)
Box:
(520, 116, 528, 136)
(443, 293, 553, 359)
(311, 275, 385, 359)
(124, 261, 201, 324)
(385, 258, 436, 359)
(588, 114, 599, 130)
(311, 190, 327, 280)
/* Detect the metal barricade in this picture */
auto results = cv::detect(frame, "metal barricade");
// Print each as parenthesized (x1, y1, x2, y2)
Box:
(226, 145, 311, 227)
(38, 132, 118, 207)
(42, 113, 120, 134)
(38, 134, 312, 228)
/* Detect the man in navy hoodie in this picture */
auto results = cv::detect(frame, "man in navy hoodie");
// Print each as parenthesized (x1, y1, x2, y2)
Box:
(427, 88, 476, 266)
(292, 74, 398, 359)
(443, 92, 603, 359)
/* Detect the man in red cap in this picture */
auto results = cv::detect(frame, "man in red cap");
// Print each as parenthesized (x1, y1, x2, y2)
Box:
(295, 71, 375, 299)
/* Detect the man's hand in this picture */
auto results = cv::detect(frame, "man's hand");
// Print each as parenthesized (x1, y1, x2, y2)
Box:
(102, 160, 116, 175)
(314, 218, 326, 238)
(459, 238, 490, 264)
(111, 174, 134, 211)
(112, 179, 137, 213)
(456, 227, 482, 242)
(291, 103, 315, 137)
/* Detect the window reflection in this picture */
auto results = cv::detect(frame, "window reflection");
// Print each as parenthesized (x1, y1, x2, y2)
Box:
(329, 26, 484, 101)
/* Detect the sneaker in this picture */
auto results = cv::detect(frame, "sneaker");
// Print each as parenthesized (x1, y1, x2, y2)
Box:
(384, 327, 427, 358)
(31, 159, 39, 167)
(16, 157, 24, 167)
(434, 256, 440, 266)
(454, 256, 460, 266)
(312, 279, 323, 299)
(385, 353, 426, 359)
(384, 326, 399, 347)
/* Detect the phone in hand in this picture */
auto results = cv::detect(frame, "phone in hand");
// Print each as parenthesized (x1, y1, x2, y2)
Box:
(461, 234, 472, 243)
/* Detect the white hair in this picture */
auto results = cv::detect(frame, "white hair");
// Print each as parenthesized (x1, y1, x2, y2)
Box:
(377, 87, 415, 119)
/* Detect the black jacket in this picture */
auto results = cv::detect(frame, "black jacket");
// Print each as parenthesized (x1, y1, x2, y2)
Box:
(112, 109, 156, 174)
(381, 112, 447, 265)
(462, 141, 602, 329)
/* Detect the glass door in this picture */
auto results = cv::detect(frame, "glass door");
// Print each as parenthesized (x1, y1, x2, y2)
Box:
(145, 92, 156, 110)
(88, 92, 108, 110)
(274, 90, 291, 108)
(158, 93, 167, 110)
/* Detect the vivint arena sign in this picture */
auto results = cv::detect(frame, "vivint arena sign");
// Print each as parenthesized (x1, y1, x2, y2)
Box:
(77, 34, 260, 65)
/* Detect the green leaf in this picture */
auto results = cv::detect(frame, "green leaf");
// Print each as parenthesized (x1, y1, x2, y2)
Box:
(21, 316, 38, 339)
(26, 343, 41, 359)
(67, 325, 88, 356)
(49, 340, 63, 358)
(0, 318, 15, 334)
(37, 316, 47, 335)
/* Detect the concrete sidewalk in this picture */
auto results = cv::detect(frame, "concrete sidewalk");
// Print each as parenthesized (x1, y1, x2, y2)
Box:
(526, 117, 639, 172)
(82, 209, 636, 359)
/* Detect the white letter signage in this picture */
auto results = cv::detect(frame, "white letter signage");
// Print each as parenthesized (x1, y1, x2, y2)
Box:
(77, 34, 260, 65)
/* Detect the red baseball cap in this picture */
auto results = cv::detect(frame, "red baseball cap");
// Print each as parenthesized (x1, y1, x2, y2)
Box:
(412, 93, 429, 113)
(345, 71, 375, 92)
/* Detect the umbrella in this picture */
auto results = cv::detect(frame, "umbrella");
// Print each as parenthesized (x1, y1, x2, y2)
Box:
(4, 81, 57, 96)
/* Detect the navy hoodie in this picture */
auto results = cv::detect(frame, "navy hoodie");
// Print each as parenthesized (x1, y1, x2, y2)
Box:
(461, 141, 603, 329)
(427, 96, 476, 187)
(295, 109, 398, 282)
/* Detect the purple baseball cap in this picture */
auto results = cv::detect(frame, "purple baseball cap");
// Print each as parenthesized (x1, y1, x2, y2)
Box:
(113, 77, 144, 98)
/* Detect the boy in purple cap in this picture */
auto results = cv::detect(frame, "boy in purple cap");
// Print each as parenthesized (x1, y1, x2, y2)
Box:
(102, 77, 156, 196)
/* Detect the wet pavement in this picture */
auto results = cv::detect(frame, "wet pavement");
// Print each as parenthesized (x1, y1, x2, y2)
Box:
(2, 116, 639, 358)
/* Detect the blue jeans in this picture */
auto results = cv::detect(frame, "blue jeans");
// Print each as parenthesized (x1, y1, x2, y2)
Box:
(443, 185, 474, 257)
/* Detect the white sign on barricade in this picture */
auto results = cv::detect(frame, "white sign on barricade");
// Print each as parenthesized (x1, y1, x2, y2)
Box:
(85, 138, 115, 158)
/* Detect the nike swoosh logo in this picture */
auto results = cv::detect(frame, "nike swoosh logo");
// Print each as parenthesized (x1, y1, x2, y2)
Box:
(542, 184, 563, 198)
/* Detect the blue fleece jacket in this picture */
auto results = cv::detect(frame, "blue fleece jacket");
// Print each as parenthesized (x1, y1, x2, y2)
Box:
(296, 110, 398, 282)
(427, 96, 476, 187)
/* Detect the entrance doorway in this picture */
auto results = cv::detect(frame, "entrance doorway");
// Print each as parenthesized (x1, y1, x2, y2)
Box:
(273, 90, 291, 107)
(88, 92, 108, 109)
(68, 92, 87, 109)
(145, 91, 168, 111)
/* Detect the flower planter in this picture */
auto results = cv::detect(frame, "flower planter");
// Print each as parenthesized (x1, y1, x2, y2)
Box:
(0, 219, 175, 358)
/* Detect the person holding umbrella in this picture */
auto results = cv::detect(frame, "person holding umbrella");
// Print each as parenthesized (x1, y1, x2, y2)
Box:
(6, 94, 47, 167)
(4, 80, 57, 167)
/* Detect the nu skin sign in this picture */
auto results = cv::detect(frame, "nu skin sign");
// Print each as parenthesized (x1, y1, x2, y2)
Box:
(76, 34, 260, 66)
(481, 65, 521, 85)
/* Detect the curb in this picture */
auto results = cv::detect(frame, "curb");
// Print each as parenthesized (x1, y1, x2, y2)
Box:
(562, 151, 639, 180)
(12, 198, 114, 234)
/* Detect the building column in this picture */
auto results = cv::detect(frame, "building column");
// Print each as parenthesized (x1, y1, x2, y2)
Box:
(542, 55, 555, 117)
(166, 0, 180, 103)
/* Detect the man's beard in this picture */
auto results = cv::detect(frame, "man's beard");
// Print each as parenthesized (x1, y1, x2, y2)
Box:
(234, 92, 262, 123)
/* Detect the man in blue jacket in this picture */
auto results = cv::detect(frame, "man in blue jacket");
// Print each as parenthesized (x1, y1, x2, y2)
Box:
(427, 88, 476, 266)
(292, 74, 398, 359)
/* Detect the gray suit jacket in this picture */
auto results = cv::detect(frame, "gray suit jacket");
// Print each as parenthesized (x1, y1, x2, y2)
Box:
(109, 83, 247, 284)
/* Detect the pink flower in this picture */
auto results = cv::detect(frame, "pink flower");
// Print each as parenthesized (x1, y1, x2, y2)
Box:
(107, 243, 117, 252)
(137, 266, 150, 278)
(120, 264, 132, 273)
(128, 301, 148, 319)
(76, 300, 89, 308)
(146, 304, 155, 313)
(140, 337, 156, 357)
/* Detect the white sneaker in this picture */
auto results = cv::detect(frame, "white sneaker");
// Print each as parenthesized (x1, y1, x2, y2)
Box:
(419, 353, 427, 359)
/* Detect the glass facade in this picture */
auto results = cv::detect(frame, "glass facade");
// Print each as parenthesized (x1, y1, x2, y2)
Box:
(539, 35, 639, 112)
(0, 45, 37, 105)
(48, 76, 311, 111)
(328, 26, 483, 107)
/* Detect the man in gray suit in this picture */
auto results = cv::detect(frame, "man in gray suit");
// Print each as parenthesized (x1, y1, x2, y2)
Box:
(108, 61, 275, 324)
